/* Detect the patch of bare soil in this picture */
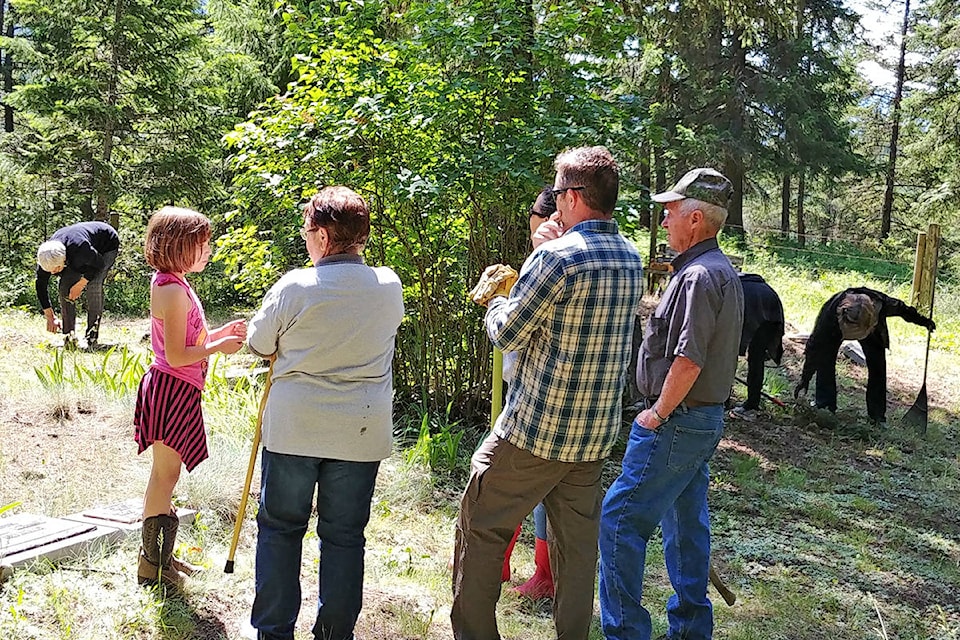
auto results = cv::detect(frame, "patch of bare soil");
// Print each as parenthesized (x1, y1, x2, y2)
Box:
(0, 316, 155, 514)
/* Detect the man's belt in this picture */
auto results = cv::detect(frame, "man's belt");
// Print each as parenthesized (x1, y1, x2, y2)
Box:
(640, 396, 720, 414)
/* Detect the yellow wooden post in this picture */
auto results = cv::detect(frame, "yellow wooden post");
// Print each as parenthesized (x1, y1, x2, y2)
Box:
(491, 347, 504, 429)
(904, 224, 940, 433)
(917, 224, 940, 318)
(910, 232, 926, 309)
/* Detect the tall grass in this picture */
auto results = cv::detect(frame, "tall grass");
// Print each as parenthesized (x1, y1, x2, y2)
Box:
(33, 346, 145, 395)
(402, 403, 465, 474)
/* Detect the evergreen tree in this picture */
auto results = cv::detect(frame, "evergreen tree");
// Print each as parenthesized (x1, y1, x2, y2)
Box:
(8, 0, 209, 225)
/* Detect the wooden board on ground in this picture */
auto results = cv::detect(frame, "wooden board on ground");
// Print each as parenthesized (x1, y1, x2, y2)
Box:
(66, 499, 196, 533)
(0, 502, 198, 570)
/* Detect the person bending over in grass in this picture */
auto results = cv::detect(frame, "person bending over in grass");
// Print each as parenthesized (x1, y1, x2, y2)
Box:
(245, 187, 404, 640)
(35, 220, 119, 350)
(794, 286, 934, 427)
(134, 207, 247, 590)
(728, 273, 784, 422)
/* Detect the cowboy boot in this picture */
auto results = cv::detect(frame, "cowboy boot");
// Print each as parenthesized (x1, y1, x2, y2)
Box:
(513, 537, 554, 600)
(138, 514, 185, 590)
(167, 509, 201, 576)
(138, 515, 162, 585)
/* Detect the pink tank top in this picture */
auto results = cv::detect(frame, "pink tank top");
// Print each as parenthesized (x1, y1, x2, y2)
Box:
(150, 271, 209, 390)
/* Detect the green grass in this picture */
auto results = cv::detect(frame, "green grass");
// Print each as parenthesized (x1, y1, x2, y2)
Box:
(1, 235, 960, 638)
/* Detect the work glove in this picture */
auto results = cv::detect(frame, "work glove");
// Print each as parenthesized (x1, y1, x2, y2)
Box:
(468, 264, 518, 306)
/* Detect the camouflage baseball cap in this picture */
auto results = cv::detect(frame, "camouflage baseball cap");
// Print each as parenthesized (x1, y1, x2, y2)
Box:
(651, 168, 733, 209)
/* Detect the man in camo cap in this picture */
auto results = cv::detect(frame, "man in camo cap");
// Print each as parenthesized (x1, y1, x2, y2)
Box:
(599, 168, 744, 640)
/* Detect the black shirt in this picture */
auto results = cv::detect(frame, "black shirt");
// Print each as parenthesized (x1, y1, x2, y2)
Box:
(36, 221, 120, 310)
(738, 273, 785, 363)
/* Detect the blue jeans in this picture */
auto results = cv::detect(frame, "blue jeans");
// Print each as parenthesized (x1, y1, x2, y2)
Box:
(251, 449, 380, 640)
(599, 405, 724, 640)
(533, 502, 547, 540)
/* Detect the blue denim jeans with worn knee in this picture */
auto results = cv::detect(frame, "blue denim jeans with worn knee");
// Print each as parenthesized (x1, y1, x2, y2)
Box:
(599, 405, 724, 640)
(251, 449, 380, 640)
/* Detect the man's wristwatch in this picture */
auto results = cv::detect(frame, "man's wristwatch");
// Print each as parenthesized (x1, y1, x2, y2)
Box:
(652, 405, 669, 423)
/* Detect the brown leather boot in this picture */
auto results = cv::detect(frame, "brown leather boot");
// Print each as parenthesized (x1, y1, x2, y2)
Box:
(167, 509, 202, 576)
(138, 514, 186, 590)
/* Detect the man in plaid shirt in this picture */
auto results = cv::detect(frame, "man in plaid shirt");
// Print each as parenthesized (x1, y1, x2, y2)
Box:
(451, 146, 645, 640)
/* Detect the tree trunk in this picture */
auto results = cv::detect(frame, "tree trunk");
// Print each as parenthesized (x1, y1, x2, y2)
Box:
(780, 173, 791, 237)
(881, 0, 910, 239)
(654, 150, 667, 194)
(822, 181, 835, 242)
(797, 168, 807, 248)
(653, 56, 671, 197)
(80, 196, 94, 220)
(638, 139, 651, 229)
(2, 2, 13, 133)
(723, 28, 746, 236)
(95, 0, 125, 225)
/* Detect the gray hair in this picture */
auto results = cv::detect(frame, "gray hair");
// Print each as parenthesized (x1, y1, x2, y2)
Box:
(678, 198, 727, 230)
(37, 240, 67, 272)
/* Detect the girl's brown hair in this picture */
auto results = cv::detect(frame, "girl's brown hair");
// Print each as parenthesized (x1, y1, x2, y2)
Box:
(144, 206, 211, 273)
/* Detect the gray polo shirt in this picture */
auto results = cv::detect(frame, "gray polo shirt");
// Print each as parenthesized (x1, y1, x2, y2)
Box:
(636, 237, 743, 404)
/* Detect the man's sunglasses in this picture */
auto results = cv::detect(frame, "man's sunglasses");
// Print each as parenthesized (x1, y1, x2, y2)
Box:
(550, 185, 586, 197)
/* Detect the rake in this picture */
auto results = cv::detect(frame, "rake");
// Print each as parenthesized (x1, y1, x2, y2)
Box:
(902, 330, 931, 434)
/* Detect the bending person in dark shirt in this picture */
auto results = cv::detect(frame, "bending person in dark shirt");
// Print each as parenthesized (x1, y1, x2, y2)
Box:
(794, 287, 935, 426)
(36, 221, 120, 349)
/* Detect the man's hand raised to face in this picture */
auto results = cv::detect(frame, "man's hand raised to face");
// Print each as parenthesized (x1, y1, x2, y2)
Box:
(531, 213, 564, 249)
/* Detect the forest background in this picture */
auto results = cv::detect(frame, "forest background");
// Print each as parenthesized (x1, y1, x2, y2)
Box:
(1, 0, 959, 419)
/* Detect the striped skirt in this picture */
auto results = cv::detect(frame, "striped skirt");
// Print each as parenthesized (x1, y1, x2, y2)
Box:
(134, 367, 208, 472)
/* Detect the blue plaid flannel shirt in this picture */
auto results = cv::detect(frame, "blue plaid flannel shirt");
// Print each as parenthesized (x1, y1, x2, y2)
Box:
(485, 219, 644, 462)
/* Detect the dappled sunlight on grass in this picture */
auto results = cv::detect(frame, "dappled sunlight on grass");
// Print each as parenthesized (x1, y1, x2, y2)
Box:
(1, 289, 959, 638)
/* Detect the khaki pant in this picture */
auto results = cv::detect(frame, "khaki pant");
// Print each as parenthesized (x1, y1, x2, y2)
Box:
(451, 432, 604, 640)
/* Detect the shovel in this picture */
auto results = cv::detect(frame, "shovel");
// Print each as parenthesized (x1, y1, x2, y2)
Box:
(734, 375, 787, 408)
(902, 330, 931, 434)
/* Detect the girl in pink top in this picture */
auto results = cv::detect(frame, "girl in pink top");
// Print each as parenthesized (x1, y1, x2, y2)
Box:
(134, 206, 246, 590)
